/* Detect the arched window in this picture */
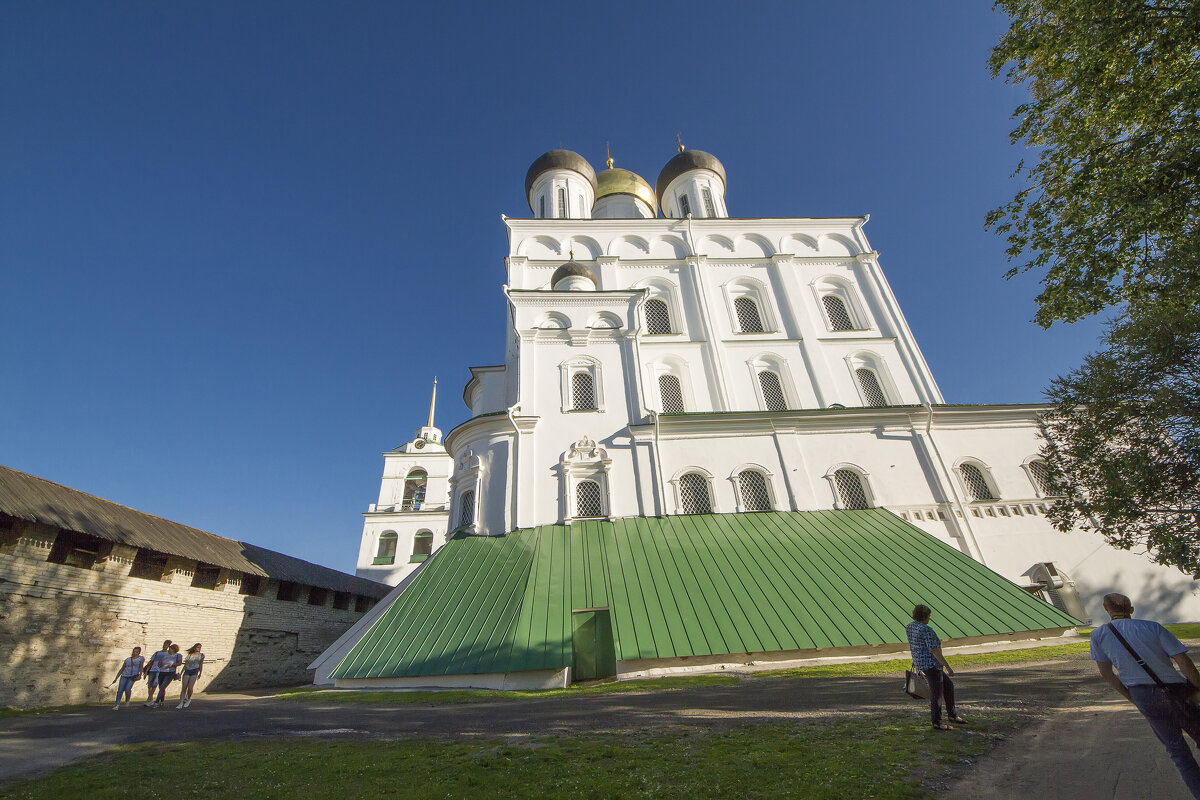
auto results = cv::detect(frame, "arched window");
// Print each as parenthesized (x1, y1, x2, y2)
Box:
(758, 370, 787, 411)
(855, 368, 888, 407)
(401, 469, 427, 511)
(571, 371, 597, 410)
(958, 463, 996, 501)
(734, 296, 765, 333)
(575, 480, 604, 518)
(822, 295, 855, 331)
(557, 187, 568, 218)
(659, 374, 685, 414)
(645, 298, 673, 335)
(458, 490, 475, 527)
(679, 472, 711, 515)
(833, 470, 870, 510)
(701, 187, 716, 217)
(412, 530, 433, 557)
(738, 470, 771, 512)
(375, 531, 398, 564)
(679, 193, 692, 217)
(539, 195, 546, 219)
(1027, 459, 1053, 496)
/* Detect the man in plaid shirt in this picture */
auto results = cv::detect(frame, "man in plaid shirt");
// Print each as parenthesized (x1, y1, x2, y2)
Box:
(906, 604, 966, 731)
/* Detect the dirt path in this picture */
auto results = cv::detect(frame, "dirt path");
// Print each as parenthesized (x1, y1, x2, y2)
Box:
(0, 656, 1192, 798)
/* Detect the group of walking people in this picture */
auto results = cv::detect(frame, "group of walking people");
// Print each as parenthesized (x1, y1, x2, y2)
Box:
(908, 593, 1200, 799)
(109, 640, 204, 710)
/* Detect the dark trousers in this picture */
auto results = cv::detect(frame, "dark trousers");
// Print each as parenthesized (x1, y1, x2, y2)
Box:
(154, 672, 175, 704)
(1129, 684, 1200, 799)
(923, 667, 956, 725)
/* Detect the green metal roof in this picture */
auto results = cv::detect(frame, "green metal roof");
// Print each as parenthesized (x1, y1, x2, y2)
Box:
(330, 509, 1078, 680)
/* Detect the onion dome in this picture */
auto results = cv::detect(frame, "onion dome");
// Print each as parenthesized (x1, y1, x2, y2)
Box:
(595, 163, 657, 215)
(525, 150, 598, 211)
(550, 258, 596, 291)
(655, 148, 726, 205)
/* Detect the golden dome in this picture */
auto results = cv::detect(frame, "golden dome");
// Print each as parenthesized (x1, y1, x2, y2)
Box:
(595, 165, 657, 214)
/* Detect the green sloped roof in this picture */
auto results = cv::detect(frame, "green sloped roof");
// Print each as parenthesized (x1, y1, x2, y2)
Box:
(330, 509, 1078, 680)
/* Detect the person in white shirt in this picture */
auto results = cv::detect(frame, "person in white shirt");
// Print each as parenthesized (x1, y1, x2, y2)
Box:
(107, 647, 144, 710)
(176, 643, 204, 709)
(143, 639, 172, 707)
(1092, 592, 1200, 798)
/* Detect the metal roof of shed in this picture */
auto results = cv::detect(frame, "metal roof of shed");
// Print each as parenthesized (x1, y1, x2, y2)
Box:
(0, 464, 388, 598)
(330, 509, 1077, 679)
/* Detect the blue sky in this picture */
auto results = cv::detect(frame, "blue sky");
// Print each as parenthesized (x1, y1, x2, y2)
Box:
(0, 2, 1106, 574)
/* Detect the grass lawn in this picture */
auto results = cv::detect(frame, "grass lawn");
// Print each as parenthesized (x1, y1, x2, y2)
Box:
(0, 712, 1028, 800)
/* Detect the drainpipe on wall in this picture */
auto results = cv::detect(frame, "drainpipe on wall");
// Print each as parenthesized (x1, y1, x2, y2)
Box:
(505, 402, 521, 532)
(630, 291, 663, 516)
(651, 409, 666, 516)
(924, 402, 986, 564)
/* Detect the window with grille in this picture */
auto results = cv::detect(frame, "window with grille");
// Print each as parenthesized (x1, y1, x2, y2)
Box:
(833, 469, 870, 510)
(701, 187, 716, 217)
(855, 368, 887, 407)
(376, 532, 398, 562)
(679, 472, 711, 515)
(459, 490, 475, 526)
(679, 193, 692, 217)
(758, 370, 787, 411)
(659, 374, 685, 414)
(1028, 459, 1053, 496)
(734, 296, 765, 333)
(959, 463, 996, 501)
(738, 470, 771, 512)
(571, 371, 597, 410)
(822, 295, 855, 331)
(413, 530, 433, 556)
(557, 187, 568, 218)
(645, 299, 672, 334)
(576, 481, 604, 518)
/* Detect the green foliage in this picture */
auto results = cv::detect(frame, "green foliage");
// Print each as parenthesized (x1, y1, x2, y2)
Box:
(988, 0, 1200, 327)
(1039, 297, 1200, 573)
(0, 715, 1025, 800)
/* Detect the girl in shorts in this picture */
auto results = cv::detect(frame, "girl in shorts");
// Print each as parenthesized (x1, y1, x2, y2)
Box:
(177, 643, 204, 709)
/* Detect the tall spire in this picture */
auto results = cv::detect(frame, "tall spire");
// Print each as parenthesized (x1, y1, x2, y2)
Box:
(426, 377, 437, 428)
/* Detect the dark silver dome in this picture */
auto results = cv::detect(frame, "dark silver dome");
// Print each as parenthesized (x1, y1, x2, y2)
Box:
(655, 149, 727, 204)
(550, 260, 595, 289)
(525, 150, 598, 207)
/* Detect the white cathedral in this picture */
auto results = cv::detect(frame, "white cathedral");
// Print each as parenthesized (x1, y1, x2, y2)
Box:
(352, 145, 1200, 626)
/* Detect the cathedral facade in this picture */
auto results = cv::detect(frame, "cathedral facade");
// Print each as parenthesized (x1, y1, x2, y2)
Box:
(353, 145, 1200, 627)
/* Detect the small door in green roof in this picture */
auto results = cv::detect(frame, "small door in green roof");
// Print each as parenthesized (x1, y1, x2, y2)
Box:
(572, 607, 616, 681)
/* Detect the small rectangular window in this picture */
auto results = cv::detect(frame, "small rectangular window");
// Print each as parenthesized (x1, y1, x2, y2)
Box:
(354, 595, 371, 613)
(239, 574, 262, 596)
(701, 187, 716, 217)
(307, 587, 328, 606)
(191, 563, 221, 590)
(333, 591, 351, 610)
(679, 193, 692, 217)
(47, 530, 105, 570)
(129, 549, 169, 581)
(276, 581, 298, 602)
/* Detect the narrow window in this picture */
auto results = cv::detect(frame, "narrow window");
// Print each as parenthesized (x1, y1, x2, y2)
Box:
(738, 470, 771, 512)
(822, 295, 855, 331)
(578, 194, 585, 217)
(734, 296, 765, 333)
(539, 195, 546, 219)
(659, 374, 685, 414)
(571, 371, 597, 410)
(959, 463, 996, 501)
(1028, 459, 1053, 496)
(375, 531, 398, 564)
(855, 368, 887, 407)
(679, 193, 692, 217)
(557, 187, 568, 218)
(412, 530, 433, 557)
(459, 490, 475, 527)
(576, 480, 604, 518)
(645, 298, 672, 335)
(701, 186, 716, 217)
(833, 469, 870, 510)
(758, 370, 787, 411)
(401, 469, 427, 510)
(679, 473, 712, 515)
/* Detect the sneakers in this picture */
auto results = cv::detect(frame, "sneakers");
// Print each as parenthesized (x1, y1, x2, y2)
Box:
(143, 701, 154, 707)
(176, 702, 184, 709)
(183, 699, 191, 708)
(112, 704, 121, 710)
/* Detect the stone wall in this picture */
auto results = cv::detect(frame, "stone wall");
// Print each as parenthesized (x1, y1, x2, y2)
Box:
(0, 520, 376, 708)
